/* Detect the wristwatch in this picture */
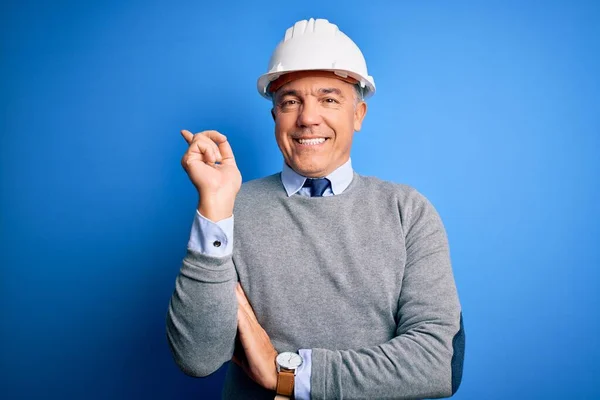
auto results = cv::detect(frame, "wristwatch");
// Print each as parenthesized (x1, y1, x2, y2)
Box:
(275, 351, 303, 399)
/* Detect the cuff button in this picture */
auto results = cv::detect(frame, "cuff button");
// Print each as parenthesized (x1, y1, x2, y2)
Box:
(213, 240, 222, 248)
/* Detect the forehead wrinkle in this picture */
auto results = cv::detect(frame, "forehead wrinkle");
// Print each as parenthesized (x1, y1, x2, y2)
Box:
(318, 87, 344, 97)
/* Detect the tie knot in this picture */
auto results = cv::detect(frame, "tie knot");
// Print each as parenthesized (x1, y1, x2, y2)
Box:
(303, 178, 331, 197)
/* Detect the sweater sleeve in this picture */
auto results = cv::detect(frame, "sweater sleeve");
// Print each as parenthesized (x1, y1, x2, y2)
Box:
(309, 191, 465, 399)
(165, 247, 238, 377)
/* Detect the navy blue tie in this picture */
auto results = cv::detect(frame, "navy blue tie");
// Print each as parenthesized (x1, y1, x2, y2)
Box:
(303, 178, 331, 197)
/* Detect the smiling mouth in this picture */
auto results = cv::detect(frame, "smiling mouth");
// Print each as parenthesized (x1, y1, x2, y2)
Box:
(294, 138, 328, 145)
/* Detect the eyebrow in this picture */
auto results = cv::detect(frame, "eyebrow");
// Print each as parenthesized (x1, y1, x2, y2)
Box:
(277, 89, 301, 100)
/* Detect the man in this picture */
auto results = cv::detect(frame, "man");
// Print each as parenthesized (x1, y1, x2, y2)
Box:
(166, 18, 465, 399)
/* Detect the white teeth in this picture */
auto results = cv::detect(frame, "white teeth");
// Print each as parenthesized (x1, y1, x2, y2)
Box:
(297, 138, 326, 145)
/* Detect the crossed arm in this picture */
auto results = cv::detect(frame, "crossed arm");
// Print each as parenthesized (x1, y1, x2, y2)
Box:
(166, 207, 465, 399)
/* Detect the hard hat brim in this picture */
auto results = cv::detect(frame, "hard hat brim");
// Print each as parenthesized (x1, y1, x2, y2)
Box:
(257, 68, 375, 100)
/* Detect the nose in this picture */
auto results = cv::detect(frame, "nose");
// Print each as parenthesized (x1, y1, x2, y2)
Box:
(296, 98, 323, 127)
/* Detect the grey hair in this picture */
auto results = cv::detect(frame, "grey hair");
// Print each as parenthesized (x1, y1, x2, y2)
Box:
(352, 84, 365, 106)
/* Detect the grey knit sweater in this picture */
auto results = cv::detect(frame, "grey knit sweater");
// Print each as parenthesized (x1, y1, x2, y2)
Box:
(166, 172, 465, 399)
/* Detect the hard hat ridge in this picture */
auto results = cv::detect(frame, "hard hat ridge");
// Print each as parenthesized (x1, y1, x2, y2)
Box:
(285, 18, 337, 40)
(257, 18, 376, 100)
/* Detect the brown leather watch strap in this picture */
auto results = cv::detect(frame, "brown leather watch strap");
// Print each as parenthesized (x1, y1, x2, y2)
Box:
(276, 369, 295, 397)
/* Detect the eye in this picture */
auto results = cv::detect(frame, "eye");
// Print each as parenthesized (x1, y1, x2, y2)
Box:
(323, 97, 339, 104)
(279, 99, 300, 108)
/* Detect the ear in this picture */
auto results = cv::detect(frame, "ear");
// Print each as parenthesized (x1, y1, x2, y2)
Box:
(353, 101, 367, 132)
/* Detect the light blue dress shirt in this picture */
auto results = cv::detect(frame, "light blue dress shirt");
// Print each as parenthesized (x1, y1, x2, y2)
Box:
(187, 158, 355, 400)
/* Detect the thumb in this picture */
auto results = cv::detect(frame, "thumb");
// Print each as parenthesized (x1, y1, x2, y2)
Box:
(218, 139, 237, 167)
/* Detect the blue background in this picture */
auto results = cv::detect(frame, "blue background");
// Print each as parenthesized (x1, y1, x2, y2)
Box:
(1, 0, 599, 399)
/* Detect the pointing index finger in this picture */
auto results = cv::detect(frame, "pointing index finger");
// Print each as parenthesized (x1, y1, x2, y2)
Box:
(180, 129, 194, 144)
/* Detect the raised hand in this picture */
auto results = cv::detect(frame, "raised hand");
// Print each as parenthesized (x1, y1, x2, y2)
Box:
(180, 129, 242, 221)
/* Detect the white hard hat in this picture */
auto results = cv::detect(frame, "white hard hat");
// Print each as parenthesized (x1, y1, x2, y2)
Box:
(257, 18, 376, 100)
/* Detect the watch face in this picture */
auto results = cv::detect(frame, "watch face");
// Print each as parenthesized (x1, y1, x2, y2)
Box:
(276, 352, 303, 369)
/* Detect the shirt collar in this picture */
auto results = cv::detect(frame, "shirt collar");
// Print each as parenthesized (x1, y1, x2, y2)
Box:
(281, 158, 354, 197)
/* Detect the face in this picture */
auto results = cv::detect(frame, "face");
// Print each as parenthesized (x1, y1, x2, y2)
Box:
(271, 75, 367, 178)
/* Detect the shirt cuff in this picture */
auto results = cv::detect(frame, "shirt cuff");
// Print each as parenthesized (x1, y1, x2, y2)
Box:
(187, 210, 234, 257)
(294, 349, 312, 400)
